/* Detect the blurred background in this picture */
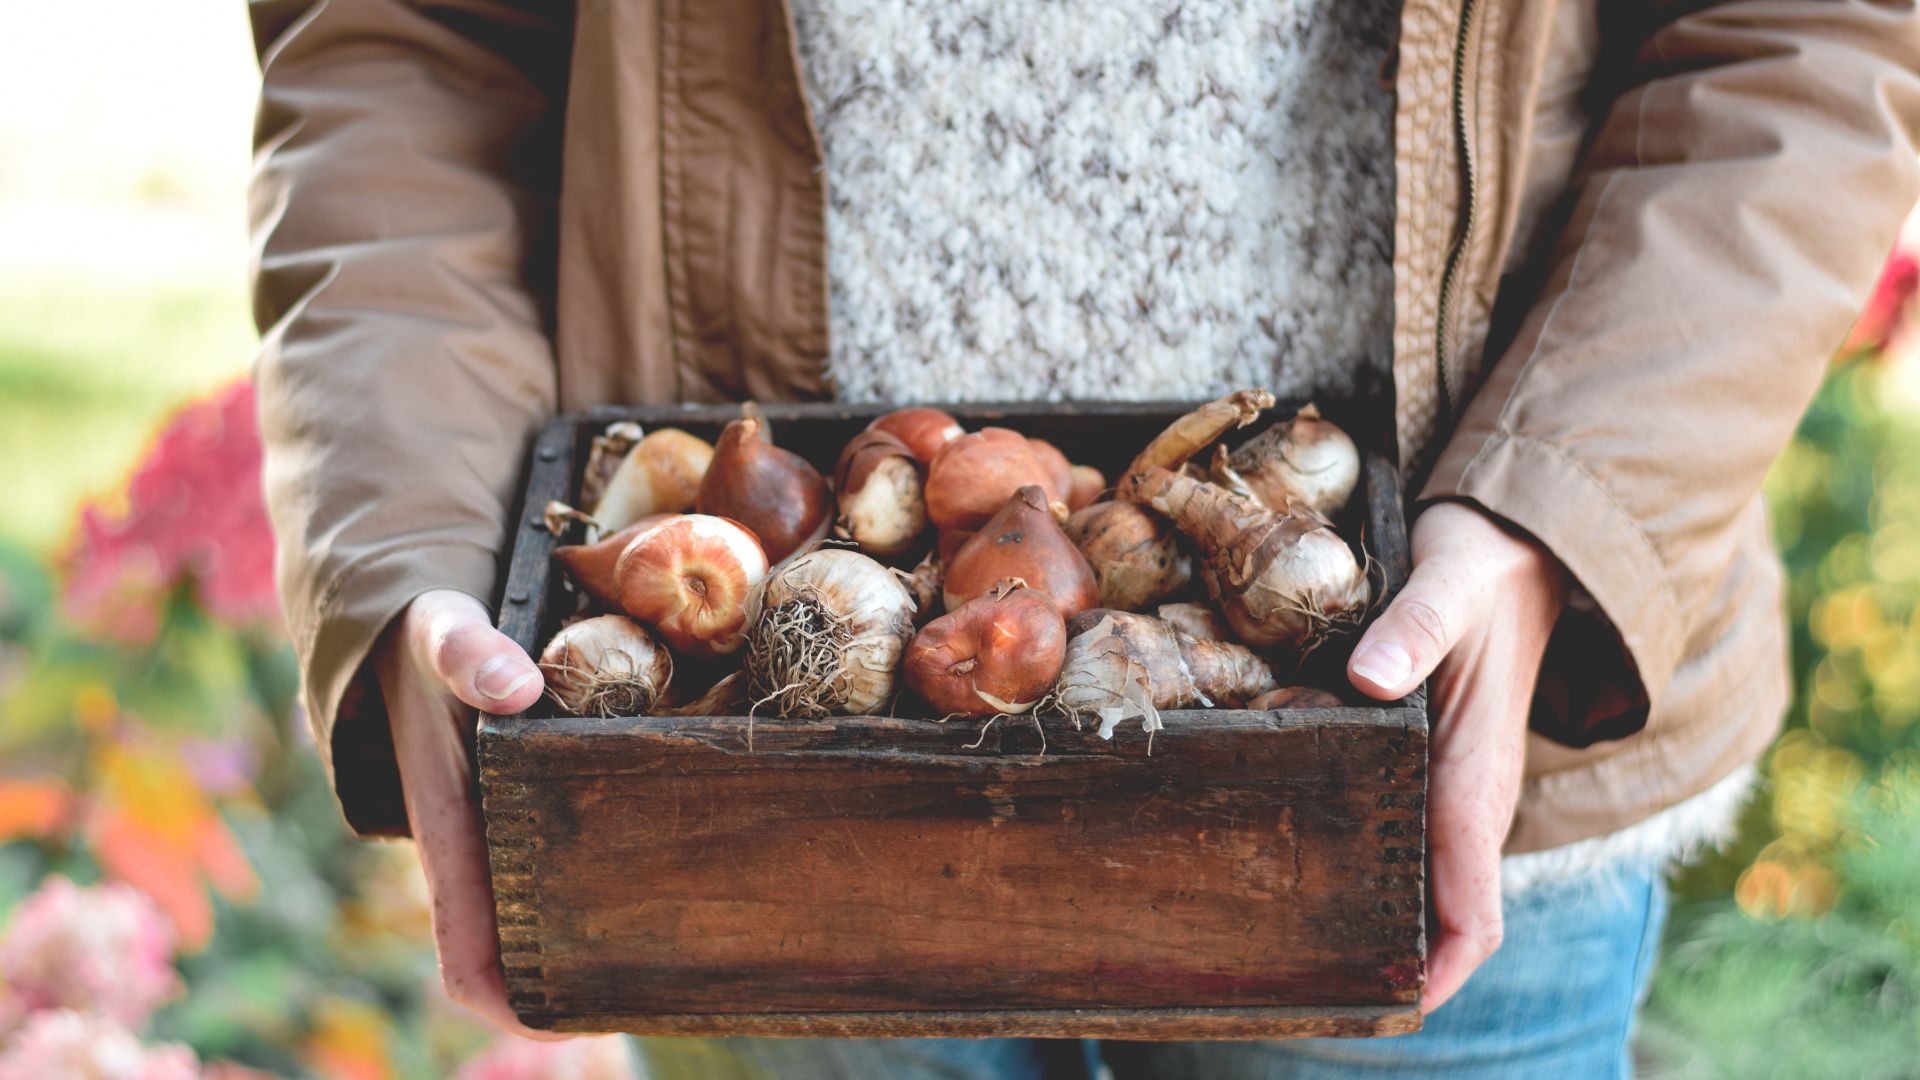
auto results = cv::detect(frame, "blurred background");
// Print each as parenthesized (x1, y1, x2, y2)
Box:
(1, 4, 1917, 1078)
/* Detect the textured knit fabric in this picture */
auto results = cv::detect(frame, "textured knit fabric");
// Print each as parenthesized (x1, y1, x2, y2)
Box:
(788, 0, 1400, 404)
(786, 0, 1754, 886)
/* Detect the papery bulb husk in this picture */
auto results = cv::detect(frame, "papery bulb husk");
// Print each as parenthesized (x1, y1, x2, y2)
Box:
(1221, 404, 1360, 518)
(1118, 389, 1275, 501)
(745, 548, 918, 717)
(578, 422, 643, 512)
(834, 430, 928, 558)
(944, 486, 1099, 618)
(1067, 465, 1107, 511)
(696, 416, 833, 563)
(1026, 438, 1075, 500)
(925, 427, 1062, 531)
(1132, 467, 1370, 656)
(905, 547, 946, 623)
(869, 406, 964, 466)
(613, 514, 770, 657)
(904, 579, 1066, 719)
(538, 615, 673, 717)
(593, 427, 716, 531)
(1248, 686, 1344, 710)
(1044, 609, 1277, 739)
(1064, 501, 1193, 612)
(552, 515, 672, 605)
(937, 528, 975, 562)
(1156, 601, 1231, 642)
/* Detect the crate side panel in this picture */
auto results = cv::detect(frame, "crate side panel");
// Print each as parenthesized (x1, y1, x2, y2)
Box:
(485, 714, 1424, 1018)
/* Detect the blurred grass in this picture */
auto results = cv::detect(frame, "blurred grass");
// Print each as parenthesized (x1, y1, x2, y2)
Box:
(0, 278, 253, 552)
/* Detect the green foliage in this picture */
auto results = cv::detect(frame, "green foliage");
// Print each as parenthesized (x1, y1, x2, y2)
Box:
(1642, 773, 1920, 1079)
(1646, 361, 1920, 1069)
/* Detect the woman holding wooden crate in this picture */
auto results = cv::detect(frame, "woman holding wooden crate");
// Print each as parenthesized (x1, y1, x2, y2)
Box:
(246, 0, 1920, 1075)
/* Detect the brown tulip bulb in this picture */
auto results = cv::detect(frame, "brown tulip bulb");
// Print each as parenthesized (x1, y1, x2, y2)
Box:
(1066, 465, 1107, 511)
(944, 486, 1099, 619)
(868, 406, 964, 465)
(1063, 500, 1193, 612)
(905, 580, 1066, 718)
(833, 429, 928, 558)
(925, 427, 1062, 532)
(695, 415, 832, 563)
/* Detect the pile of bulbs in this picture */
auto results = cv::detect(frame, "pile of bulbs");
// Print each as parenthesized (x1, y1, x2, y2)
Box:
(536, 392, 1373, 741)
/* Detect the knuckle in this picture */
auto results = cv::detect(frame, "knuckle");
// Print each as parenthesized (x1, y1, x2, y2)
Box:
(1395, 594, 1452, 655)
(429, 620, 491, 677)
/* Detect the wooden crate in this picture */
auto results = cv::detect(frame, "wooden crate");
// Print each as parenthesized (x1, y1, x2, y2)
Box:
(480, 402, 1427, 1040)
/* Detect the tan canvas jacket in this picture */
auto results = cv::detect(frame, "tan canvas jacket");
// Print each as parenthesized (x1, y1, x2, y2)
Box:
(247, 0, 1920, 852)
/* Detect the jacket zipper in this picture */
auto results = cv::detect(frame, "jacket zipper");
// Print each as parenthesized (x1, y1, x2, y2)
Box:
(1433, 0, 1483, 419)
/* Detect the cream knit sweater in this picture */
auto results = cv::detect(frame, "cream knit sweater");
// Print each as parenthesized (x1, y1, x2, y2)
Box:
(789, 0, 1752, 889)
(790, 0, 1399, 404)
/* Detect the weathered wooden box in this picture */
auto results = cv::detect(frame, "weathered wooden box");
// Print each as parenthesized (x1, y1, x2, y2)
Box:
(480, 402, 1427, 1040)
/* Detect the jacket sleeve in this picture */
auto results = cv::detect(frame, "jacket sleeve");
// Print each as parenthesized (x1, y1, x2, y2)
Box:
(1423, 0, 1920, 741)
(248, 0, 568, 836)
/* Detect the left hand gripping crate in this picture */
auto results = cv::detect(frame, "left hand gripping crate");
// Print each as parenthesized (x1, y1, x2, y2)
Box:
(480, 401, 1427, 1040)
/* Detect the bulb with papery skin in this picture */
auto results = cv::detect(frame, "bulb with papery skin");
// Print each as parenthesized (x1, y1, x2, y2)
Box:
(905, 580, 1066, 718)
(834, 429, 927, 558)
(591, 427, 715, 531)
(1064, 500, 1192, 612)
(1066, 465, 1106, 511)
(696, 416, 831, 563)
(868, 406, 963, 466)
(612, 515, 768, 657)
(1025, 438, 1074, 501)
(944, 485, 1099, 618)
(925, 428, 1062, 532)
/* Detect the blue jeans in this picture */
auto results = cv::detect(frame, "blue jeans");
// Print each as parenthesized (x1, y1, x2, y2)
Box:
(631, 864, 1669, 1080)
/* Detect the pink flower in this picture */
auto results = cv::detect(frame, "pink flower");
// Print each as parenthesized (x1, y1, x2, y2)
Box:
(1847, 245, 1920, 357)
(0, 877, 181, 1031)
(455, 1036, 635, 1080)
(61, 378, 281, 643)
(175, 737, 261, 798)
(0, 1010, 200, 1080)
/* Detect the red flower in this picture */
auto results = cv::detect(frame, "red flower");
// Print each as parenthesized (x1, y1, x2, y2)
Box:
(61, 378, 280, 641)
(1845, 247, 1920, 359)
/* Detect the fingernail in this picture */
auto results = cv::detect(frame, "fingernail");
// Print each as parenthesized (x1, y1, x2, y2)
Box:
(476, 656, 539, 701)
(1351, 642, 1413, 689)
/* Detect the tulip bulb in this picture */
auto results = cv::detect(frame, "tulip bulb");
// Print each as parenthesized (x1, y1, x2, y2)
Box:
(1067, 465, 1107, 511)
(833, 430, 928, 558)
(1064, 501, 1193, 612)
(744, 548, 918, 717)
(591, 427, 715, 531)
(696, 415, 832, 563)
(868, 406, 964, 466)
(554, 514, 768, 657)
(539, 615, 673, 717)
(905, 579, 1066, 718)
(944, 486, 1099, 619)
(925, 427, 1063, 532)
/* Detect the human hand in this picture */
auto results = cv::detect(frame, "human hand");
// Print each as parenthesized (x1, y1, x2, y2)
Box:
(1345, 502, 1566, 1013)
(371, 589, 563, 1039)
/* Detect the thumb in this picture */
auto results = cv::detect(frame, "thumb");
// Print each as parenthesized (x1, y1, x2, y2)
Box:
(413, 590, 547, 715)
(1347, 559, 1473, 701)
